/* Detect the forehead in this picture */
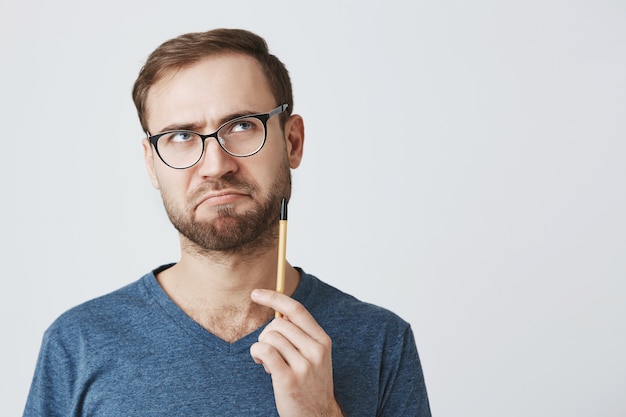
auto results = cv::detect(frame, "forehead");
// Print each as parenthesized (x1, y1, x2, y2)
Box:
(145, 54, 275, 131)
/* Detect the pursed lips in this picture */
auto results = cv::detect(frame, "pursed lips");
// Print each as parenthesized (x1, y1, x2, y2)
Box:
(194, 190, 249, 209)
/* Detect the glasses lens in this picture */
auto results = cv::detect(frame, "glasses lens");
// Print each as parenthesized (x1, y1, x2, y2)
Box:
(156, 131, 203, 169)
(218, 116, 266, 156)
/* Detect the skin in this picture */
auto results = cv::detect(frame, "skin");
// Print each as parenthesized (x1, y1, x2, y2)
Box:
(142, 54, 344, 417)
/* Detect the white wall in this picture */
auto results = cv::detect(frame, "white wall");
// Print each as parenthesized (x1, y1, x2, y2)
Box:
(1, 1, 624, 415)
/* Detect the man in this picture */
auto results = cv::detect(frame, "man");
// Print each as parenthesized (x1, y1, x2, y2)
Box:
(24, 28, 431, 416)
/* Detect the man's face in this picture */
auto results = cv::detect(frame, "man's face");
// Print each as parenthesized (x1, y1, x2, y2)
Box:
(142, 54, 303, 254)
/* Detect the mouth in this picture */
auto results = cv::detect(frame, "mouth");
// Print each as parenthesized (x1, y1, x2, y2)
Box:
(194, 190, 249, 210)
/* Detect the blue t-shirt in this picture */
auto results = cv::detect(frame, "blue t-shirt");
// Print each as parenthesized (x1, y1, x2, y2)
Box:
(24, 266, 431, 416)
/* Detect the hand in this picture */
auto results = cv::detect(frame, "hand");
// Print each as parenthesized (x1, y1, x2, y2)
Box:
(250, 289, 344, 417)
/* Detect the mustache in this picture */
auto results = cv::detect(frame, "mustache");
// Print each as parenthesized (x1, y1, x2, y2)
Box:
(189, 174, 257, 204)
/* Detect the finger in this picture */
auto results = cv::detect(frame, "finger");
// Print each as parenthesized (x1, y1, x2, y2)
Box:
(260, 318, 326, 363)
(250, 340, 290, 376)
(257, 327, 304, 369)
(251, 289, 329, 343)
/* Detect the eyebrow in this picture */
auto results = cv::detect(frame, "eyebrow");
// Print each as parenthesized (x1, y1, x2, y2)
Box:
(154, 109, 261, 135)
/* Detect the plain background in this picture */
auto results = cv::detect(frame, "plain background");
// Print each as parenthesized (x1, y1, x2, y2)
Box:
(1, 0, 625, 416)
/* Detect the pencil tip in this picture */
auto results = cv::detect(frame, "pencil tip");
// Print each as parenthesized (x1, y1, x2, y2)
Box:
(280, 197, 288, 220)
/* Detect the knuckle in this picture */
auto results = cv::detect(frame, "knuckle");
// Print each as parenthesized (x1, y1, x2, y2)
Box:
(281, 371, 299, 387)
(261, 329, 281, 344)
(286, 300, 307, 317)
(320, 333, 332, 349)
(291, 359, 312, 377)
(250, 341, 272, 358)
(309, 346, 327, 366)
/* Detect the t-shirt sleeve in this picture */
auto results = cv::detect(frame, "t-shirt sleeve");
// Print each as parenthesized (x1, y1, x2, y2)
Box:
(23, 327, 75, 417)
(377, 325, 431, 416)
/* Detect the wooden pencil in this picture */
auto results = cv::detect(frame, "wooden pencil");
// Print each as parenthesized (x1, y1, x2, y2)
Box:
(275, 197, 288, 318)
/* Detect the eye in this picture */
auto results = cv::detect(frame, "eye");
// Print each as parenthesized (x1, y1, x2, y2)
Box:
(221, 117, 262, 137)
(165, 131, 196, 143)
(230, 120, 254, 133)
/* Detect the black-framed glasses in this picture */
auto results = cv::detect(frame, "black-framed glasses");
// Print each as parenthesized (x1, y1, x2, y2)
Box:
(147, 104, 288, 169)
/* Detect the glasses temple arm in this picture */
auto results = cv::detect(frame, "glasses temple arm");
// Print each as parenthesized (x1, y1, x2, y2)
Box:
(269, 103, 289, 118)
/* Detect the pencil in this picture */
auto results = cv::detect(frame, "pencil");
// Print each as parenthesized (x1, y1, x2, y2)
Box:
(275, 197, 288, 318)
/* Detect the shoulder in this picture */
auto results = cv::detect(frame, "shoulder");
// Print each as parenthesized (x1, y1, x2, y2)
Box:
(299, 272, 412, 343)
(43, 270, 157, 346)
(301, 272, 407, 320)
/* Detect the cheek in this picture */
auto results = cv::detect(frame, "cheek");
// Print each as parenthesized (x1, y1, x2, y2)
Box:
(153, 168, 191, 200)
(245, 155, 282, 188)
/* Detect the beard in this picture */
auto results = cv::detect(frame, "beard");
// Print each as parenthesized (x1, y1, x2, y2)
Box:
(160, 158, 291, 258)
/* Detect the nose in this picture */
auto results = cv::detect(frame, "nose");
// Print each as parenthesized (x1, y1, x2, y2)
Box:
(194, 136, 238, 178)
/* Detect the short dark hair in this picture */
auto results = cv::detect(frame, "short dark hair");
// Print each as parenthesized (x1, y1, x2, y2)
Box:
(131, 28, 293, 132)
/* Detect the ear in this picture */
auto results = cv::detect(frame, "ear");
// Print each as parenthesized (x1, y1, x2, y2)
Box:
(284, 114, 305, 169)
(142, 138, 161, 190)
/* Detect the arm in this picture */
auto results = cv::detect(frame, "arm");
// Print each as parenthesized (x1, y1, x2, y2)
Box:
(23, 330, 73, 417)
(377, 325, 431, 417)
(249, 289, 345, 417)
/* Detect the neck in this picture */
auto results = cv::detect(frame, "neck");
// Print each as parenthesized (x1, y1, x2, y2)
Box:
(155, 240, 300, 342)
